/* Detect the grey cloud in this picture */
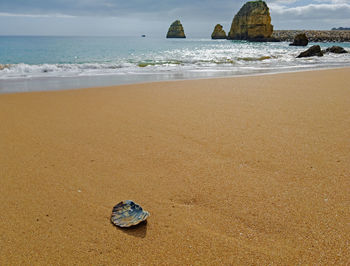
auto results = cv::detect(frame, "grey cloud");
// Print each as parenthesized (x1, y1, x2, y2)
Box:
(270, 2, 350, 29)
(0, 0, 244, 19)
(1, 0, 349, 35)
(271, 3, 350, 19)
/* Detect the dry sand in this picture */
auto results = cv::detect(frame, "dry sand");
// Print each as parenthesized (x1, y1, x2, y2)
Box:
(0, 68, 349, 264)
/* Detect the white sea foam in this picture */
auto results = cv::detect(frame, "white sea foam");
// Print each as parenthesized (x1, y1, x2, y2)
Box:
(0, 54, 348, 80)
(0, 38, 349, 90)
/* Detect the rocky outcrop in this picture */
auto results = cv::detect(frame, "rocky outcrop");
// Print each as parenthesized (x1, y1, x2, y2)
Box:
(228, 1, 274, 41)
(211, 24, 227, 39)
(273, 30, 350, 42)
(325, 46, 348, 54)
(166, 20, 186, 38)
(289, 33, 308, 46)
(297, 45, 323, 58)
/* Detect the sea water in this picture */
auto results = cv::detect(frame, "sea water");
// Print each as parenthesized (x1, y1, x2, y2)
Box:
(0, 36, 349, 93)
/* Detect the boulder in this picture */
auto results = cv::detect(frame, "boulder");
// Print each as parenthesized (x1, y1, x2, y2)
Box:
(227, 1, 273, 41)
(325, 46, 348, 54)
(289, 33, 308, 46)
(166, 20, 186, 38)
(211, 24, 227, 39)
(297, 45, 323, 58)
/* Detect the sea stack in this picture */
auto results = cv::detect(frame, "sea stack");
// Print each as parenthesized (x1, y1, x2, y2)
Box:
(166, 20, 186, 38)
(211, 24, 227, 39)
(228, 0, 274, 41)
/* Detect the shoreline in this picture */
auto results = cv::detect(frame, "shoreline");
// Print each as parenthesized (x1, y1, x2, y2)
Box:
(1, 36, 350, 94)
(1, 65, 350, 95)
(1, 68, 349, 264)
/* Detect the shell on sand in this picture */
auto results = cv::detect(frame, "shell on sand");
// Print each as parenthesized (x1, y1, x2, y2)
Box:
(111, 200, 150, 228)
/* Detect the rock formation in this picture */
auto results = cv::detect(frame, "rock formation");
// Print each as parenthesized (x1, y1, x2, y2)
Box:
(325, 46, 348, 54)
(297, 45, 323, 58)
(166, 20, 186, 38)
(289, 33, 308, 46)
(211, 24, 227, 39)
(273, 30, 350, 42)
(227, 1, 274, 41)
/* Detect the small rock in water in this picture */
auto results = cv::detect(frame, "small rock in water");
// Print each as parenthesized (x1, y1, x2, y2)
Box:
(111, 200, 150, 228)
(325, 46, 348, 54)
(297, 45, 323, 58)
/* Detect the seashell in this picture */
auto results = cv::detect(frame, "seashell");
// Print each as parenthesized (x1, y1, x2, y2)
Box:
(111, 200, 150, 228)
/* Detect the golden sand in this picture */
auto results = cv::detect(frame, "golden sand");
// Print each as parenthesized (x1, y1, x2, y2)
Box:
(0, 68, 349, 264)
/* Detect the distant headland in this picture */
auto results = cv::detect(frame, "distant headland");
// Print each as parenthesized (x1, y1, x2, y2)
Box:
(332, 27, 350, 31)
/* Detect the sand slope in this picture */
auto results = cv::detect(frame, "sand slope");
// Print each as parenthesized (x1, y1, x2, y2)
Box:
(0, 69, 349, 264)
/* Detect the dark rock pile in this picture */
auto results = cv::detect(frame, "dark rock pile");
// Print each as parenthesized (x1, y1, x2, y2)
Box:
(273, 30, 350, 42)
(297, 45, 348, 58)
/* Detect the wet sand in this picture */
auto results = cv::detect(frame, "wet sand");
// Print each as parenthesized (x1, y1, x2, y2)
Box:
(0, 68, 349, 264)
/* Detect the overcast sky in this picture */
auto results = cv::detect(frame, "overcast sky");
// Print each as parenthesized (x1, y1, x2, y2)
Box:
(0, 0, 349, 37)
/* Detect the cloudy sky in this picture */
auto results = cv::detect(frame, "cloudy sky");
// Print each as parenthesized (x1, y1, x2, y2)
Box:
(0, 0, 349, 37)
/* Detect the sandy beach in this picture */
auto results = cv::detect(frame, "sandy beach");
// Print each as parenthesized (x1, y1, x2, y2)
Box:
(0, 68, 349, 264)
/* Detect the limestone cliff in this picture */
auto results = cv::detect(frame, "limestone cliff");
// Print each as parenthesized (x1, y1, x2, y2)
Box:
(211, 24, 227, 39)
(166, 20, 186, 38)
(228, 1, 273, 41)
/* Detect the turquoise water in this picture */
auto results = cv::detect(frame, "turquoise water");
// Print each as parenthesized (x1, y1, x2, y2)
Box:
(0, 36, 349, 93)
(0, 36, 182, 65)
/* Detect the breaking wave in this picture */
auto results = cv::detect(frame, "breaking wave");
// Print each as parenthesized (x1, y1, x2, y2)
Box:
(0, 38, 350, 80)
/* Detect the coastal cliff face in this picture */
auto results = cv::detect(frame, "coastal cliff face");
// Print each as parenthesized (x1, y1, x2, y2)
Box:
(228, 1, 273, 41)
(166, 20, 186, 38)
(211, 24, 227, 39)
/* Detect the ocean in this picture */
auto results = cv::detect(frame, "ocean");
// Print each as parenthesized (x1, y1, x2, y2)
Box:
(0, 36, 349, 93)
